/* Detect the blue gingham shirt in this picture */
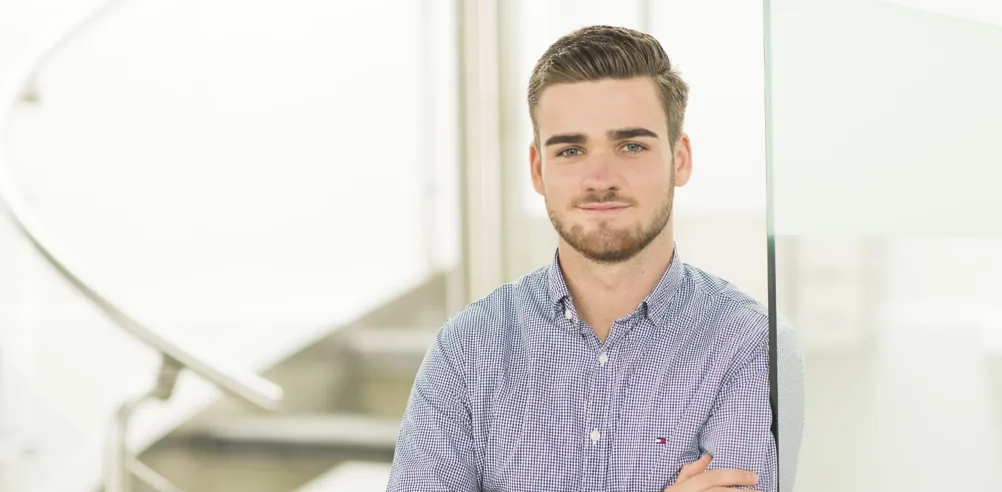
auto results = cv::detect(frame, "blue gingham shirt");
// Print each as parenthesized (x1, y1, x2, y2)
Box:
(388, 248, 778, 491)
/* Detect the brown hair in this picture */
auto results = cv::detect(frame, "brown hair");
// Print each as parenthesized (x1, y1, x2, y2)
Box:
(527, 25, 689, 147)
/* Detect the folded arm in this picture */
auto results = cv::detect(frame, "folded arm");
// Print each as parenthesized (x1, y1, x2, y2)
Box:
(698, 334, 777, 492)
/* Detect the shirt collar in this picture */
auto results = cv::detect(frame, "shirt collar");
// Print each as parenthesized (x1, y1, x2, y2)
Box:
(546, 245, 686, 328)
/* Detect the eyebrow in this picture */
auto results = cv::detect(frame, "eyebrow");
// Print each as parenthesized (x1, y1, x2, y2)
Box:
(610, 127, 659, 140)
(543, 127, 659, 146)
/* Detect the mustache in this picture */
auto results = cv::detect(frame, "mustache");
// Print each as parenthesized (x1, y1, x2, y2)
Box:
(573, 191, 636, 207)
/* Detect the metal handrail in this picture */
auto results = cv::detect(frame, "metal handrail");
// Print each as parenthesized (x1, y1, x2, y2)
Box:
(0, 3, 283, 491)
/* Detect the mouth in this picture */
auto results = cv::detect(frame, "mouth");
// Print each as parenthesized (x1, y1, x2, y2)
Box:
(577, 203, 630, 214)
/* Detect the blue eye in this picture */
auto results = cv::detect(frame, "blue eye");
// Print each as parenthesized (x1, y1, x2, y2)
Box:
(558, 147, 583, 157)
(623, 143, 646, 153)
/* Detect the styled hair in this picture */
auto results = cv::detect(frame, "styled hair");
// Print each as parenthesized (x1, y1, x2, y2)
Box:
(527, 25, 689, 146)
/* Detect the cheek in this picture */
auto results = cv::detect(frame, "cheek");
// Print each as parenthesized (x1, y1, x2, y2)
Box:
(542, 188, 573, 209)
(540, 169, 578, 198)
(631, 178, 673, 208)
(625, 165, 666, 188)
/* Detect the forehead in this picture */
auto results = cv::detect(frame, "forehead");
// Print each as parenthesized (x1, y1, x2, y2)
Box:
(535, 77, 667, 139)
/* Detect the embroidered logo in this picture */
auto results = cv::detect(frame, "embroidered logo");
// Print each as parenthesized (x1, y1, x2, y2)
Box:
(655, 437, 667, 445)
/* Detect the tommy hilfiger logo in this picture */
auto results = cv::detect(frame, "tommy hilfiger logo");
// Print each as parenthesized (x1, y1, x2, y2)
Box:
(655, 437, 667, 445)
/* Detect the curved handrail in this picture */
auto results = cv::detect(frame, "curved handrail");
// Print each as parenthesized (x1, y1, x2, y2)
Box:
(0, 3, 282, 413)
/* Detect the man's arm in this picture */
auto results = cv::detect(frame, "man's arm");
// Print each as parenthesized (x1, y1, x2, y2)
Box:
(698, 335, 776, 492)
(386, 324, 479, 492)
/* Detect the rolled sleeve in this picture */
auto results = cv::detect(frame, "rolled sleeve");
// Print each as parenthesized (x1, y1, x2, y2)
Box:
(698, 336, 777, 492)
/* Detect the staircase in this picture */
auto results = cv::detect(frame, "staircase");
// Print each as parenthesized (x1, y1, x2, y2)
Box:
(131, 273, 449, 492)
(1, 2, 467, 490)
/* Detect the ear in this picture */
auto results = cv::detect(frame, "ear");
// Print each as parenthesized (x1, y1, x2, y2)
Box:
(530, 142, 545, 195)
(673, 133, 693, 187)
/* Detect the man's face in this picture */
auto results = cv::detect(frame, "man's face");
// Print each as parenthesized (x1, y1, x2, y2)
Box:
(530, 77, 692, 264)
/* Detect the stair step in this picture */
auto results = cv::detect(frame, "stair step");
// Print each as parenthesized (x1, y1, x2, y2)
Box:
(294, 461, 391, 492)
(343, 327, 438, 373)
(181, 414, 400, 453)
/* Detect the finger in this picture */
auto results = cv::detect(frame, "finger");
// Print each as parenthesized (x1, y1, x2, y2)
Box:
(669, 484, 759, 492)
(688, 469, 759, 489)
(676, 454, 713, 482)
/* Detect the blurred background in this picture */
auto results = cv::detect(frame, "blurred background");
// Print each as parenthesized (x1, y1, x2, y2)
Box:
(0, 0, 999, 491)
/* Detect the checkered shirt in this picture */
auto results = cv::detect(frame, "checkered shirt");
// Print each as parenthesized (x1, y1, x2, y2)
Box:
(388, 247, 791, 492)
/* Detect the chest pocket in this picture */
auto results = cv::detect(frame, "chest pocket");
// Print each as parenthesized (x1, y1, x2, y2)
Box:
(643, 433, 702, 489)
(618, 409, 704, 491)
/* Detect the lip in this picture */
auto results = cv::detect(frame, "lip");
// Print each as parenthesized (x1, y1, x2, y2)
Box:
(578, 203, 630, 212)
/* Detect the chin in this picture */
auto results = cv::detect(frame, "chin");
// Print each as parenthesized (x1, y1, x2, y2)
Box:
(581, 224, 633, 239)
(576, 234, 638, 253)
(577, 244, 644, 264)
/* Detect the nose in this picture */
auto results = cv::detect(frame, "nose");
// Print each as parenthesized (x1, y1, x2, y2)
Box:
(581, 151, 619, 192)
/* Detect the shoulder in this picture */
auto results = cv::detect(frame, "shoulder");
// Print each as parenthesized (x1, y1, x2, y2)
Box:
(683, 263, 800, 362)
(434, 266, 551, 364)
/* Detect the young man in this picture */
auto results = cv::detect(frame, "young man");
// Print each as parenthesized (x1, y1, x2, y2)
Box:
(387, 26, 802, 492)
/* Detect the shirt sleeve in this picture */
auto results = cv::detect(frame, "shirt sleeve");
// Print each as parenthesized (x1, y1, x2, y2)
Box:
(386, 323, 480, 492)
(698, 335, 777, 492)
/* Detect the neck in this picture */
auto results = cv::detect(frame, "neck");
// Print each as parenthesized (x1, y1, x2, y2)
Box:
(558, 225, 676, 342)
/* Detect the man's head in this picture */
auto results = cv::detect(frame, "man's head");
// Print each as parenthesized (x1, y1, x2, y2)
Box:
(528, 26, 692, 264)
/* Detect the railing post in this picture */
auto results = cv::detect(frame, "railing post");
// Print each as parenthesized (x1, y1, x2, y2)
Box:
(106, 393, 146, 492)
(106, 354, 182, 492)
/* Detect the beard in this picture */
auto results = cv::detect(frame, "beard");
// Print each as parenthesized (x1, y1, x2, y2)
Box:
(547, 180, 674, 265)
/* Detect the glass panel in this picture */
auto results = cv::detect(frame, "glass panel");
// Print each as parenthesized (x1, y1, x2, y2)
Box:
(766, 1, 1002, 490)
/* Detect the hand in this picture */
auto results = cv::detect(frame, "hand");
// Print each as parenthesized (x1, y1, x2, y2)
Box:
(662, 454, 760, 492)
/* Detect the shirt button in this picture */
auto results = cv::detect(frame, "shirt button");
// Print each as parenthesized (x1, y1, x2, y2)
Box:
(598, 353, 609, 366)
(590, 430, 600, 443)
(564, 309, 573, 320)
